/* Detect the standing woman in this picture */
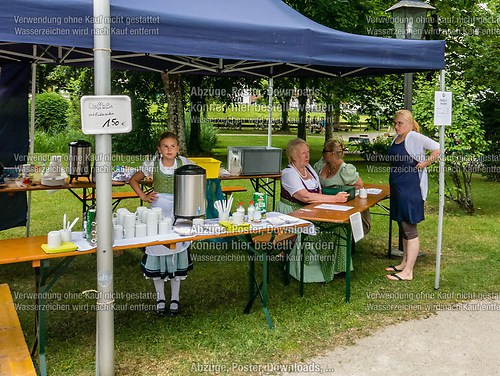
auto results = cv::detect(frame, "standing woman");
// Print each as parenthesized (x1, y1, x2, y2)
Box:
(386, 110, 440, 281)
(129, 132, 193, 316)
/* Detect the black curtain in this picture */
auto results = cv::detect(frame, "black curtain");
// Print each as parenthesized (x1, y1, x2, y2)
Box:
(0, 63, 30, 231)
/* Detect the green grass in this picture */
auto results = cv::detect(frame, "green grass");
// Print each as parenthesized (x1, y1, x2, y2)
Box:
(1, 134, 499, 375)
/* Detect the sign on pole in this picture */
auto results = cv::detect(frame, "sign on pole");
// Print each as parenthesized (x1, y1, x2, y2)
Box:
(433, 91, 452, 126)
(81, 95, 132, 134)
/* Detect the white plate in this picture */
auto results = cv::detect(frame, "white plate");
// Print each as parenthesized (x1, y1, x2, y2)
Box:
(173, 227, 194, 236)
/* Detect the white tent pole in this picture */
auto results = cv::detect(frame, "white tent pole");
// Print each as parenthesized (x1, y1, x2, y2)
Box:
(93, 0, 114, 375)
(26, 45, 37, 237)
(267, 76, 273, 147)
(434, 69, 446, 290)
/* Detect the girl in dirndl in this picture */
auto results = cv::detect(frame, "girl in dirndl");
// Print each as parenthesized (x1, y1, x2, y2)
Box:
(129, 131, 193, 316)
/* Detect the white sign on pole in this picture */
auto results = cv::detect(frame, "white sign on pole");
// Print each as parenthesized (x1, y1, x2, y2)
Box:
(433, 91, 452, 126)
(81, 95, 132, 134)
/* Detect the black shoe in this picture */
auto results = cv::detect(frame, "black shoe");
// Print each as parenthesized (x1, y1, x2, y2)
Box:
(155, 299, 167, 317)
(167, 300, 180, 317)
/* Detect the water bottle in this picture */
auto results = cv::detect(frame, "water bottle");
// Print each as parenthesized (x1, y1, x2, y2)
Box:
(247, 201, 255, 222)
(236, 202, 245, 216)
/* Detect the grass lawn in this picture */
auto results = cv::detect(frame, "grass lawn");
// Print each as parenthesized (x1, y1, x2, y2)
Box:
(1, 134, 499, 375)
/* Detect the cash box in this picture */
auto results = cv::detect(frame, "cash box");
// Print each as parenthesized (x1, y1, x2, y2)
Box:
(322, 185, 356, 201)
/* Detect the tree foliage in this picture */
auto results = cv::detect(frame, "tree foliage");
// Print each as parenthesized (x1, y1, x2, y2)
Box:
(34, 92, 69, 133)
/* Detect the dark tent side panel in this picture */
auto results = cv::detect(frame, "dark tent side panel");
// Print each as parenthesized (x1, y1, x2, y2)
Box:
(0, 63, 29, 230)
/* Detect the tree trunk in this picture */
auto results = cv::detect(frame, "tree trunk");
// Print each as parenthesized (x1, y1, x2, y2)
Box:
(297, 78, 307, 140)
(325, 102, 334, 142)
(161, 72, 187, 155)
(280, 98, 290, 132)
(189, 75, 204, 153)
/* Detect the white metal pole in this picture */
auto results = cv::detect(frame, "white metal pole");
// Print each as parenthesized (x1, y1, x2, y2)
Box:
(434, 69, 446, 290)
(267, 76, 273, 147)
(93, 0, 114, 374)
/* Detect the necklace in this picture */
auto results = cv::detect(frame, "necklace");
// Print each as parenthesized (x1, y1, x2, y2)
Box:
(327, 163, 340, 175)
(292, 163, 308, 179)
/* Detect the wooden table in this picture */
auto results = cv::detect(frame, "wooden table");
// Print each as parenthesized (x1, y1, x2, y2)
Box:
(0, 214, 312, 375)
(288, 184, 390, 301)
(0, 180, 125, 233)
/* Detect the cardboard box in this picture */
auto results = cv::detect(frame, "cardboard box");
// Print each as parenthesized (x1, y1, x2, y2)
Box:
(227, 146, 282, 175)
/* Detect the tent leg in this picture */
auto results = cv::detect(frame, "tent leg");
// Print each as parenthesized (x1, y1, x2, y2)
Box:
(435, 69, 446, 290)
(267, 76, 273, 147)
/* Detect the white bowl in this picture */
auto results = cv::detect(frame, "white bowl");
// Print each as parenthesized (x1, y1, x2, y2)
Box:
(41, 176, 65, 186)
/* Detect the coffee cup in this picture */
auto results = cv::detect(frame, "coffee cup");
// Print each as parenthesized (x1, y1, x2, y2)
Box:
(140, 209, 151, 224)
(359, 188, 368, 199)
(219, 212, 229, 222)
(147, 223, 158, 237)
(113, 224, 124, 240)
(47, 230, 62, 249)
(146, 210, 159, 226)
(151, 207, 163, 222)
(192, 218, 204, 233)
(124, 227, 135, 239)
(115, 208, 130, 226)
(59, 229, 71, 243)
(158, 218, 172, 235)
(135, 223, 147, 238)
(123, 213, 136, 228)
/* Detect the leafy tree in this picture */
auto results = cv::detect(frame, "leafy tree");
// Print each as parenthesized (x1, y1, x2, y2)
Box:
(34, 92, 69, 133)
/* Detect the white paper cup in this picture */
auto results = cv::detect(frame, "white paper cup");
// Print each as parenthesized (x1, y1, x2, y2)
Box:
(359, 188, 368, 199)
(124, 227, 135, 239)
(59, 229, 71, 243)
(135, 223, 147, 238)
(113, 224, 124, 240)
(47, 231, 62, 248)
(123, 213, 136, 228)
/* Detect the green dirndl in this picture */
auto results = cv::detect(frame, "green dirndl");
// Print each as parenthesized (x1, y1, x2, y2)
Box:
(276, 198, 353, 283)
(141, 250, 193, 280)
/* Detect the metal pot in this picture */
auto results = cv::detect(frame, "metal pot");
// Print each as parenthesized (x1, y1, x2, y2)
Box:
(174, 164, 206, 221)
(68, 140, 92, 183)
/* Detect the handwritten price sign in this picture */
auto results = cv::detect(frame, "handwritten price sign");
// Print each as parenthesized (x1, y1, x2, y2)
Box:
(81, 95, 132, 134)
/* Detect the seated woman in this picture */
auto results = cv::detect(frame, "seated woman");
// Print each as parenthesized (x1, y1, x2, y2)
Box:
(314, 139, 372, 235)
(277, 138, 350, 283)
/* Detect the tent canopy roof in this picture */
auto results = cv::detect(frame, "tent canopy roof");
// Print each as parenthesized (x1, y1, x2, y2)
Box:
(0, 0, 445, 77)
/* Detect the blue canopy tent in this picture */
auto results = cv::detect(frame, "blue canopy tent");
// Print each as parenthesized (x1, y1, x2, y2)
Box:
(0, 1, 446, 375)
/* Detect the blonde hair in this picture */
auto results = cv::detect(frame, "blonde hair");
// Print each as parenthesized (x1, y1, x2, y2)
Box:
(322, 139, 345, 156)
(286, 138, 309, 163)
(395, 109, 420, 132)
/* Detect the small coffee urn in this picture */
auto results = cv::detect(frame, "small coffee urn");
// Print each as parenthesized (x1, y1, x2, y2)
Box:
(173, 165, 206, 224)
(68, 140, 92, 183)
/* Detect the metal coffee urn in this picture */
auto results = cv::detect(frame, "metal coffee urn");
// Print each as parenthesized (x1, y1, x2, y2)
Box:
(174, 164, 206, 224)
(68, 140, 92, 183)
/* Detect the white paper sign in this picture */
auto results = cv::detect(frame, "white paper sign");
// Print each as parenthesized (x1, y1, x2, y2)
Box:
(315, 204, 354, 212)
(81, 95, 132, 134)
(349, 212, 364, 243)
(434, 91, 452, 126)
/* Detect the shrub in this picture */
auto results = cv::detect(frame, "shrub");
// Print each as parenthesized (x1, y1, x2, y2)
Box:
(358, 136, 392, 162)
(34, 92, 70, 133)
(34, 129, 93, 154)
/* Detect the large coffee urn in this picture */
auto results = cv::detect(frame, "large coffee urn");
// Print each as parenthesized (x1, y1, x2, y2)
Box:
(68, 140, 92, 183)
(173, 164, 206, 223)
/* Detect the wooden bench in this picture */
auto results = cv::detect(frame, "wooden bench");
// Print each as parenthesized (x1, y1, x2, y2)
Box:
(79, 191, 141, 210)
(221, 185, 247, 199)
(0, 284, 37, 376)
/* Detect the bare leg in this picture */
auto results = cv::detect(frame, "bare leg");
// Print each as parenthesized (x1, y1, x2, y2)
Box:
(387, 237, 418, 281)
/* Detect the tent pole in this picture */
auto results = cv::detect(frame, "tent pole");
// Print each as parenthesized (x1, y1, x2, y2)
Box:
(93, 0, 114, 375)
(434, 69, 446, 290)
(26, 46, 37, 237)
(267, 76, 273, 147)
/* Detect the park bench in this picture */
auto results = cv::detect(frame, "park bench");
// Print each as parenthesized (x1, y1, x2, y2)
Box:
(0, 283, 37, 376)
(221, 185, 247, 199)
(78, 191, 141, 210)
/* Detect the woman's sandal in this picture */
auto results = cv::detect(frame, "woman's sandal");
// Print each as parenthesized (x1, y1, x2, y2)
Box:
(385, 265, 402, 272)
(155, 299, 167, 317)
(167, 300, 180, 317)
